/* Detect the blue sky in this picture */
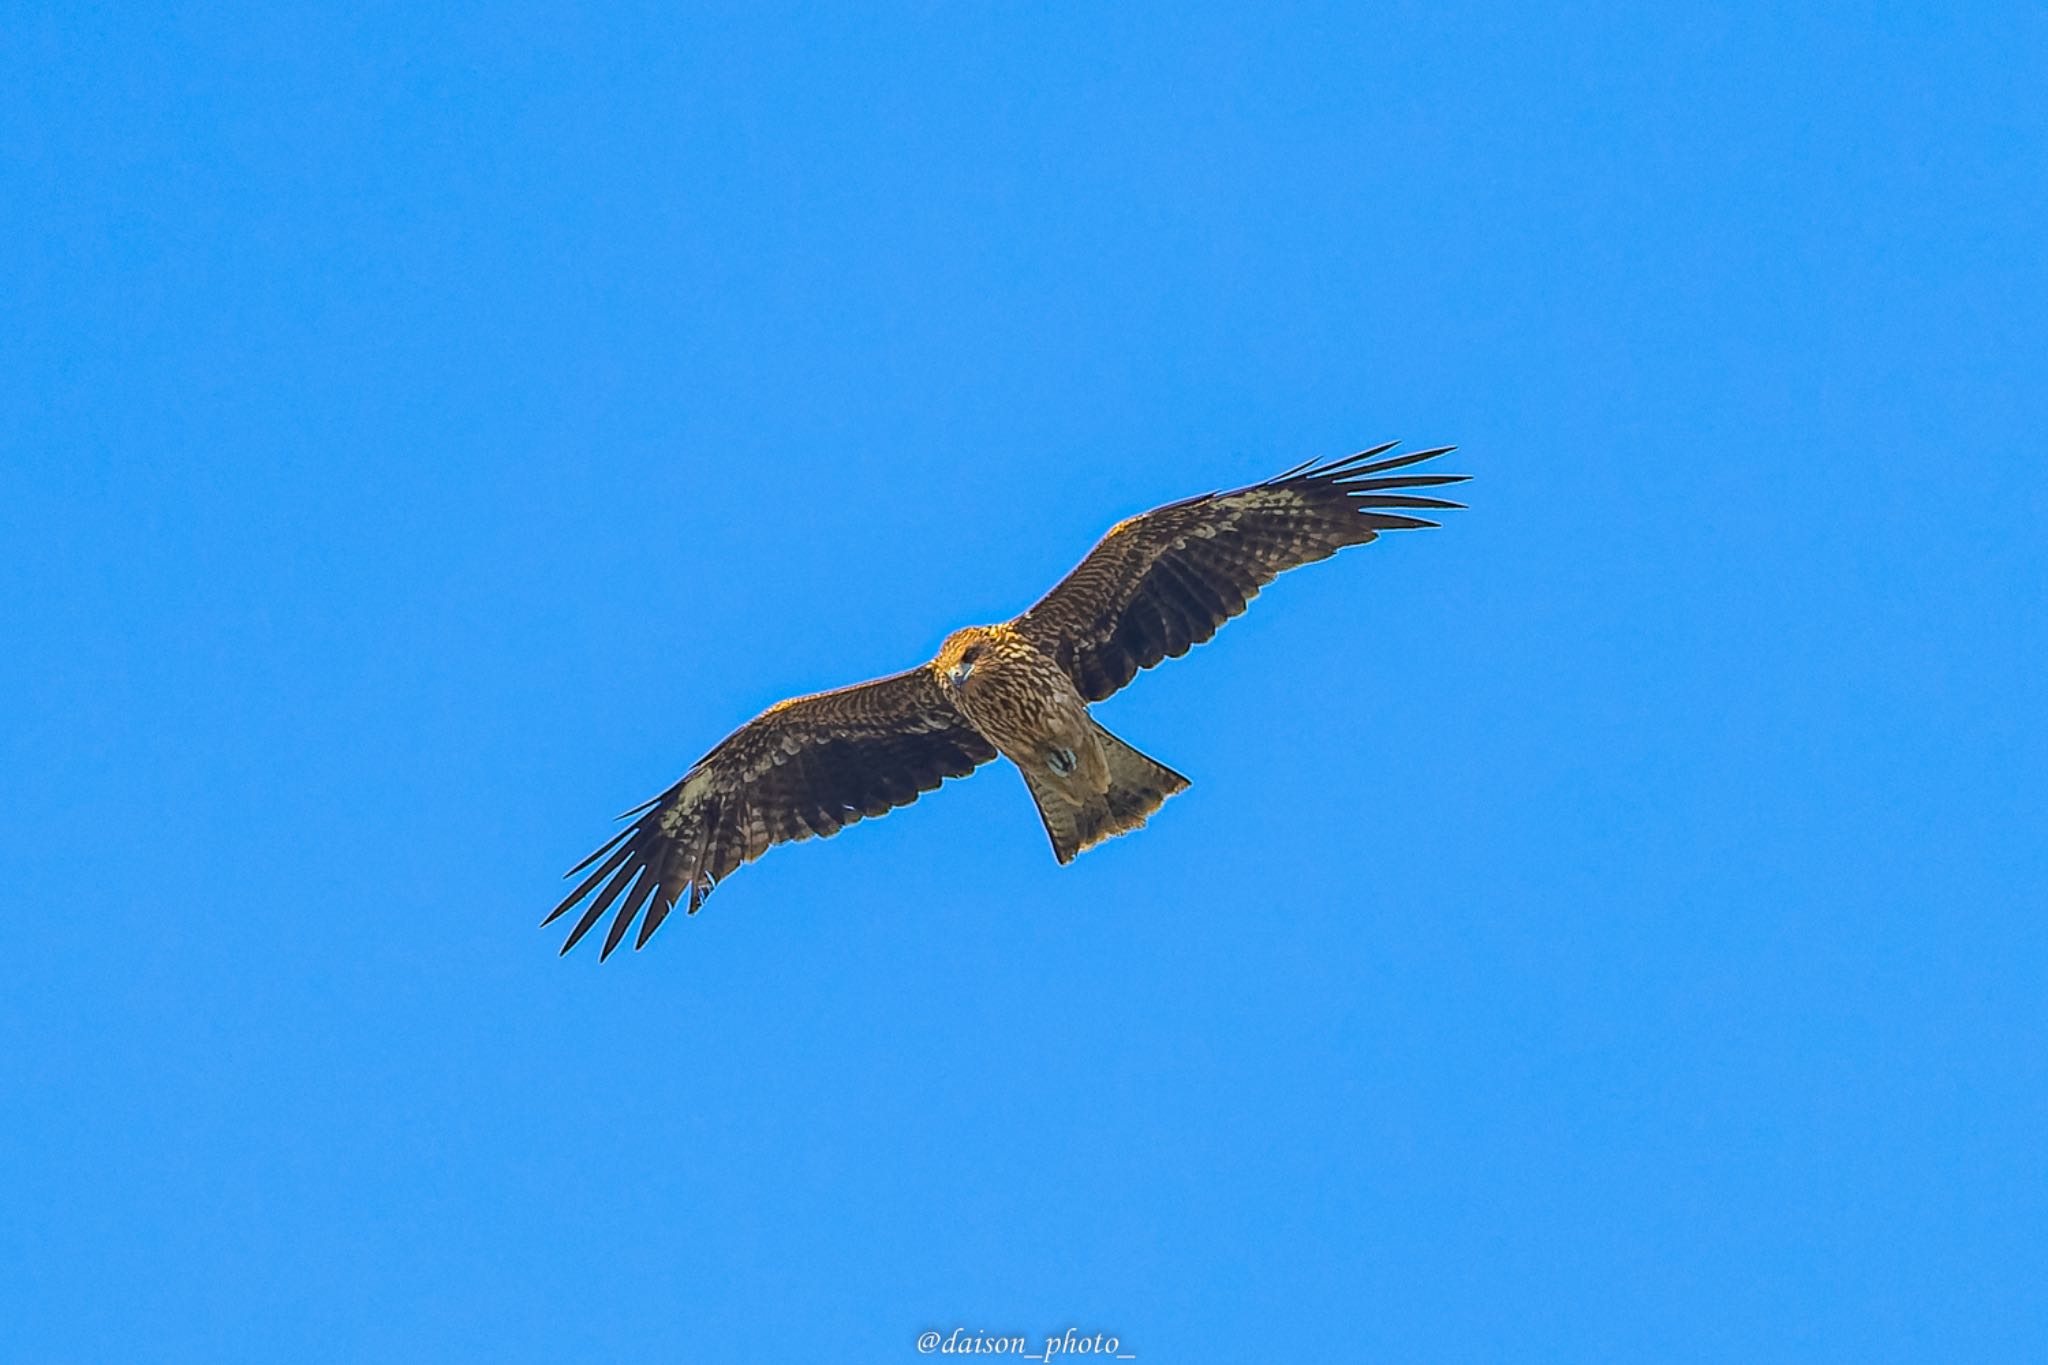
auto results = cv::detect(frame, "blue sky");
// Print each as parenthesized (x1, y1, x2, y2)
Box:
(4, 2, 2044, 1360)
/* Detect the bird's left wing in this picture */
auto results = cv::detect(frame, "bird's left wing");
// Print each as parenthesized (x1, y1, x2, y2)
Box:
(546, 666, 997, 958)
(1012, 444, 1467, 701)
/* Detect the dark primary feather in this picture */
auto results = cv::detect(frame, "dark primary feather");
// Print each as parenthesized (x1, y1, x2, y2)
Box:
(545, 667, 997, 958)
(1012, 444, 1467, 701)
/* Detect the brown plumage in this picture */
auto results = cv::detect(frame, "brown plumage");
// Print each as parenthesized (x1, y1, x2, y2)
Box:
(547, 442, 1465, 957)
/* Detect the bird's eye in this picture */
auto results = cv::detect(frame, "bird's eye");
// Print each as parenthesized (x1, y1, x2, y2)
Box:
(961, 645, 982, 665)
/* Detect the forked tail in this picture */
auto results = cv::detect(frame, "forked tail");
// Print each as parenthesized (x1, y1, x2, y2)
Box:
(1020, 721, 1190, 864)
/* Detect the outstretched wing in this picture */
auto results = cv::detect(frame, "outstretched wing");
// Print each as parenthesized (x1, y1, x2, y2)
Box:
(546, 667, 997, 958)
(1013, 444, 1466, 702)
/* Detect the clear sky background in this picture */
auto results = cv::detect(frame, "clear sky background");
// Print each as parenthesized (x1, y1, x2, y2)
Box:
(4, 3, 2044, 1361)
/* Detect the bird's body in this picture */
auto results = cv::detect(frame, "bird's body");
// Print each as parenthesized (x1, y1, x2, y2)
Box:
(936, 624, 1109, 800)
(547, 443, 1466, 957)
(935, 622, 1189, 862)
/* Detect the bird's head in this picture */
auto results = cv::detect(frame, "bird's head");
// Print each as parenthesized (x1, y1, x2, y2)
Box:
(936, 625, 999, 693)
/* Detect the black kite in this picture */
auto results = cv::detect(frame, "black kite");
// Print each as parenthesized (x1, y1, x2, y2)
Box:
(548, 443, 1466, 957)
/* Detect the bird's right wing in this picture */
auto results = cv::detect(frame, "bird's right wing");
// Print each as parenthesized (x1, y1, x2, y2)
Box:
(546, 666, 997, 958)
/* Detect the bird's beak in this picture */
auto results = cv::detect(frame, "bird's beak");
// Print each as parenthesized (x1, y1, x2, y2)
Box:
(947, 661, 972, 688)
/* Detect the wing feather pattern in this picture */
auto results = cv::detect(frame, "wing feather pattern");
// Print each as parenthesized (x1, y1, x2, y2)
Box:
(1013, 444, 1466, 701)
(546, 667, 997, 957)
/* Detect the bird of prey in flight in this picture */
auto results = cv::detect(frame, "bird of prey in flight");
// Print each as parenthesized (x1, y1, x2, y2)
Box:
(547, 443, 1466, 958)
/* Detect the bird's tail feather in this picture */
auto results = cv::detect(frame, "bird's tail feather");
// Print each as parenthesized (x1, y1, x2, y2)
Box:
(1021, 722, 1190, 864)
